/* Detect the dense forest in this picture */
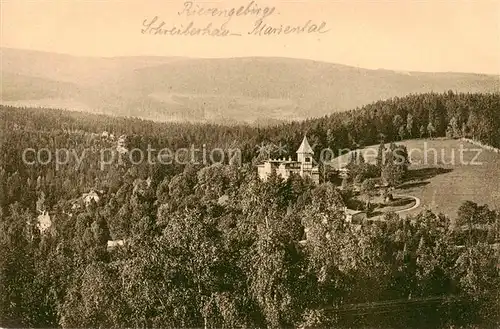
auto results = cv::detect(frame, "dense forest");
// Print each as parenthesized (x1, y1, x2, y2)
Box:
(1, 91, 499, 328)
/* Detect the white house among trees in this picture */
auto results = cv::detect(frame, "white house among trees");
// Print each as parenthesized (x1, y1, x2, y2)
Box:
(257, 135, 320, 184)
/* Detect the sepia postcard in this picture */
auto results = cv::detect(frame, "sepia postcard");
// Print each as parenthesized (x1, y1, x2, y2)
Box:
(1, 0, 499, 328)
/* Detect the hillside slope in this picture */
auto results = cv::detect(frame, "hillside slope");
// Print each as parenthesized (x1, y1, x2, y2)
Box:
(1, 48, 499, 124)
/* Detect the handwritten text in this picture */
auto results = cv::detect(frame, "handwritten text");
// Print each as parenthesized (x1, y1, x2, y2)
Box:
(141, 0, 329, 37)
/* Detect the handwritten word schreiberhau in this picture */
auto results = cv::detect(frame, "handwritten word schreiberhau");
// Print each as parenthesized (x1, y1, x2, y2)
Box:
(141, 0, 329, 37)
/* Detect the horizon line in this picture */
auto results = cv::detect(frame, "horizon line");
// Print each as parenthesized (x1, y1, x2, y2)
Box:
(2, 46, 499, 77)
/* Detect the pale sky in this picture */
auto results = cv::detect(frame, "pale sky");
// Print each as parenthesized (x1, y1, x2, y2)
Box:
(1, 0, 500, 74)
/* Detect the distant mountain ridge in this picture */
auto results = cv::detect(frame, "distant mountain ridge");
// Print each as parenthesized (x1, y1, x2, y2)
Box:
(1, 47, 499, 125)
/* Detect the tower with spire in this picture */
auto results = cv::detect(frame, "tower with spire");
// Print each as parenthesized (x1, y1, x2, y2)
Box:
(257, 135, 320, 184)
(297, 135, 314, 170)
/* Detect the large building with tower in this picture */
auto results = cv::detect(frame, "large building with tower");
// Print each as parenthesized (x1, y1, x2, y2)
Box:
(257, 135, 320, 184)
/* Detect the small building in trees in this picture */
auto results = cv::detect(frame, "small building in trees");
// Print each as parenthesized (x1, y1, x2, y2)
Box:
(83, 190, 100, 206)
(338, 167, 350, 179)
(36, 211, 52, 233)
(107, 239, 125, 250)
(117, 134, 128, 154)
(344, 207, 367, 223)
(257, 135, 320, 184)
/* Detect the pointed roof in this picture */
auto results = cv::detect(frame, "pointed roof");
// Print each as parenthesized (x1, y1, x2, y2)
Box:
(296, 135, 314, 154)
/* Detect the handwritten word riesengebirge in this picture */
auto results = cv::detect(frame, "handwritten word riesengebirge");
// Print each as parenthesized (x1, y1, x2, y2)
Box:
(178, 0, 276, 23)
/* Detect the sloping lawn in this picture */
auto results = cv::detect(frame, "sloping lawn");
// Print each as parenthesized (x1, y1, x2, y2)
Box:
(333, 138, 500, 219)
(395, 138, 500, 218)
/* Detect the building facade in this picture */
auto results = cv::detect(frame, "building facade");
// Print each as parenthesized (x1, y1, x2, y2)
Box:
(257, 135, 320, 184)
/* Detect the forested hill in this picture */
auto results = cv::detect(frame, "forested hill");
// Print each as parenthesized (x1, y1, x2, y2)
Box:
(2, 47, 499, 125)
(1, 92, 500, 328)
(2, 91, 499, 171)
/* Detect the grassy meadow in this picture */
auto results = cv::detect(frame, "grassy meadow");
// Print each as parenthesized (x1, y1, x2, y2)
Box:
(330, 138, 500, 218)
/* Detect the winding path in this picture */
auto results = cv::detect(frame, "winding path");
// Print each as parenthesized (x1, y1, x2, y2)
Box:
(392, 194, 421, 214)
(368, 194, 421, 221)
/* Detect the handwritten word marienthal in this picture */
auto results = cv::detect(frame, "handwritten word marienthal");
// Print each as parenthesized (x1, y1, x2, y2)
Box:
(248, 19, 329, 35)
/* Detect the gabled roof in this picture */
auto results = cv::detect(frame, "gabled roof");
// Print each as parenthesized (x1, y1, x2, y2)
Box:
(345, 209, 365, 215)
(296, 135, 314, 154)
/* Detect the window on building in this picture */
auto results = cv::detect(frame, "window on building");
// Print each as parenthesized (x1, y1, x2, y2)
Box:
(305, 157, 311, 162)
